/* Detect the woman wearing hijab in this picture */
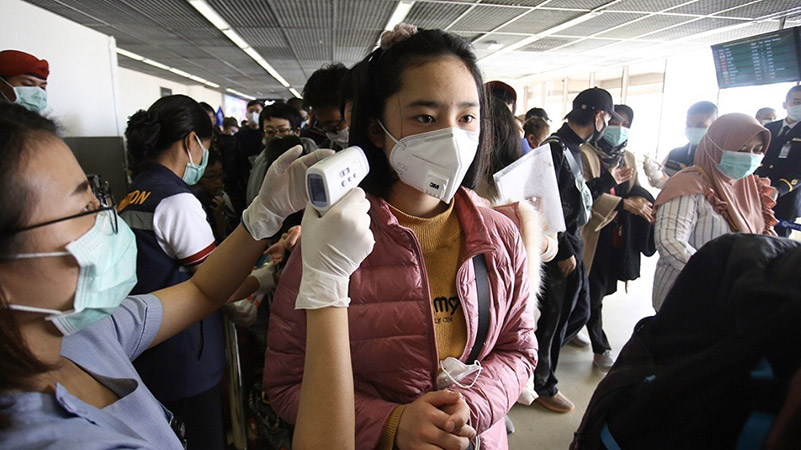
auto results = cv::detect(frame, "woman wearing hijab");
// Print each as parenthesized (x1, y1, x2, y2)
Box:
(652, 113, 777, 311)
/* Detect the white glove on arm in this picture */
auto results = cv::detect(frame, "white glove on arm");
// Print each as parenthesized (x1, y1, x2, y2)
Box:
(250, 262, 276, 296)
(296, 188, 375, 309)
(242, 145, 335, 240)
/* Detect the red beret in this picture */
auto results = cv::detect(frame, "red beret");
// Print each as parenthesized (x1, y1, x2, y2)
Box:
(0, 50, 49, 80)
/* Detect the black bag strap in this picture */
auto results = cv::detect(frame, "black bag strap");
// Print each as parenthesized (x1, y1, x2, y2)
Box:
(467, 254, 490, 365)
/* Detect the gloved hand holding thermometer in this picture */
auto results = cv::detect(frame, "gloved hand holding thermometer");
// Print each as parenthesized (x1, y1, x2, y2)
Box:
(296, 147, 374, 310)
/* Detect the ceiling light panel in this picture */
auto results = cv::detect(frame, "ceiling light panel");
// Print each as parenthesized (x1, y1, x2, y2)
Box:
(498, 9, 585, 34)
(451, 5, 530, 33)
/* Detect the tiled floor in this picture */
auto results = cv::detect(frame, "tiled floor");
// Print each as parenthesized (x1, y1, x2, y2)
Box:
(506, 254, 658, 449)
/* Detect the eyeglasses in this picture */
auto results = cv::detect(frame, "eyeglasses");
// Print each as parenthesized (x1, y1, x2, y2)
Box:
(12, 205, 119, 235)
(264, 127, 294, 137)
(314, 119, 345, 134)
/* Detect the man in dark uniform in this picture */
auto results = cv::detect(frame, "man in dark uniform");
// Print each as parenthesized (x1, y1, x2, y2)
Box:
(756, 85, 801, 237)
(534, 87, 622, 413)
(662, 101, 718, 177)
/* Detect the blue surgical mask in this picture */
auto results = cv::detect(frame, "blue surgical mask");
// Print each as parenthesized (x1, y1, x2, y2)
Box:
(183, 135, 209, 185)
(14, 86, 47, 114)
(5, 210, 138, 336)
(685, 127, 708, 146)
(716, 150, 763, 180)
(601, 125, 629, 148)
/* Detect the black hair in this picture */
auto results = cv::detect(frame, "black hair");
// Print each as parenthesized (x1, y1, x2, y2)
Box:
(350, 29, 490, 198)
(247, 99, 264, 109)
(565, 108, 596, 127)
(339, 61, 366, 118)
(207, 148, 223, 167)
(523, 116, 549, 139)
(614, 104, 634, 126)
(199, 102, 215, 116)
(125, 94, 214, 176)
(687, 101, 718, 118)
(259, 102, 302, 131)
(786, 85, 801, 102)
(525, 107, 549, 121)
(286, 97, 305, 112)
(0, 103, 59, 427)
(222, 117, 238, 128)
(302, 63, 349, 111)
(483, 96, 523, 188)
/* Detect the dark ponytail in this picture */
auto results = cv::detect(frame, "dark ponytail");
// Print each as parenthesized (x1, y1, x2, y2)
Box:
(0, 103, 59, 428)
(125, 94, 213, 176)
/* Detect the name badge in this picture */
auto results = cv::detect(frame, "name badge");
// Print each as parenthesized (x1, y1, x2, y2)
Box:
(779, 142, 792, 159)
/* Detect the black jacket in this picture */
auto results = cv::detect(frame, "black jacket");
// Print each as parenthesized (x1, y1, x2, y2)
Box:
(755, 120, 801, 227)
(663, 143, 697, 177)
(548, 123, 587, 261)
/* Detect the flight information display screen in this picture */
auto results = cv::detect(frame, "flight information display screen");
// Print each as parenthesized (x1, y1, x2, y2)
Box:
(712, 27, 801, 89)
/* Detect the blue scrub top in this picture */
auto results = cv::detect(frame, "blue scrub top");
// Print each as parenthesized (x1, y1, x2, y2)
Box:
(0, 295, 184, 450)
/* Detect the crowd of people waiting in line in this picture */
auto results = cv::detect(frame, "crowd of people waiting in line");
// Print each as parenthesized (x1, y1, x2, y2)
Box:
(1, 21, 801, 450)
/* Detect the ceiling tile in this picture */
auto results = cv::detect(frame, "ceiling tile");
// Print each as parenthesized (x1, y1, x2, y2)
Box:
(640, 17, 742, 40)
(596, 14, 691, 38)
(498, 8, 584, 34)
(519, 36, 580, 51)
(406, 1, 473, 30)
(205, 0, 280, 27)
(451, 5, 530, 32)
(554, 12, 647, 36)
(605, 0, 698, 13)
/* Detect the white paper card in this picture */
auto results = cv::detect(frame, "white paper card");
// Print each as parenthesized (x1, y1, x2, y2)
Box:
(493, 143, 567, 232)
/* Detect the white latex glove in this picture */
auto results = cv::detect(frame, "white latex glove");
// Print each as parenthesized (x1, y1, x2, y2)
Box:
(296, 188, 374, 309)
(242, 145, 335, 240)
(250, 262, 276, 296)
(642, 157, 667, 189)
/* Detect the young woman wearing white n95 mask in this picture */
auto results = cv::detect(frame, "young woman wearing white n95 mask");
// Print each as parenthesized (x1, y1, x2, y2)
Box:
(264, 25, 537, 450)
(0, 102, 373, 450)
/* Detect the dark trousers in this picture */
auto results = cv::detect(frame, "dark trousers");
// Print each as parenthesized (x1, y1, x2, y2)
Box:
(164, 384, 225, 450)
(534, 257, 590, 397)
(586, 263, 613, 354)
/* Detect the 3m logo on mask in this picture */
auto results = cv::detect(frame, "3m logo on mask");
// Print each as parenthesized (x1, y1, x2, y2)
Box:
(429, 182, 441, 190)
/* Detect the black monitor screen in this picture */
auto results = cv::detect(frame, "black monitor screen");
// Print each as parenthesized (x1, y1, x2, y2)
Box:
(711, 27, 801, 89)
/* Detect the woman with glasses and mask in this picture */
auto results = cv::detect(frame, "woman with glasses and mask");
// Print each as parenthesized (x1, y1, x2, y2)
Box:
(0, 101, 371, 449)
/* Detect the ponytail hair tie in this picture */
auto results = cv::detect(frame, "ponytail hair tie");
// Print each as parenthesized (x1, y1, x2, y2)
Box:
(380, 23, 418, 51)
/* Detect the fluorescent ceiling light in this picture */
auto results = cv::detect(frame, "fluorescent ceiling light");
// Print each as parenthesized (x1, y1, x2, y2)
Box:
(188, 0, 230, 30)
(289, 88, 301, 98)
(223, 29, 250, 49)
(376, 0, 415, 46)
(142, 58, 171, 71)
(385, 0, 415, 31)
(204, 81, 220, 88)
(116, 48, 144, 61)
(541, 12, 601, 36)
(188, 0, 297, 98)
(226, 87, 255, 100)
(169, 68, 192, 78)
(487, 41, 504, 51)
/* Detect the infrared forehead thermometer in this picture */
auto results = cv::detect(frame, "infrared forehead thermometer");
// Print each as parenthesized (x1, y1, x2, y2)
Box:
(306, 146, 370, 213)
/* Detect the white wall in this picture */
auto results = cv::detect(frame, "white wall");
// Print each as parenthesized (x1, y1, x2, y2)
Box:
(116, 67, 223, 127)
(1, 0, 121, 136)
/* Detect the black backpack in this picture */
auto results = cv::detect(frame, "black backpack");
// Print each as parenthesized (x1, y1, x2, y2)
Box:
(572, 234, 801, 450)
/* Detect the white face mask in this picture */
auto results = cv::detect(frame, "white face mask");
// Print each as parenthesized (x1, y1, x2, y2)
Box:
(436, 357, 482, 390)
(378, 121, 479, 203)
(788, 104, 801, 122)
(247, 111, 261, 126)
(326, 127, 349, 147)
(685, 127, 708, 146)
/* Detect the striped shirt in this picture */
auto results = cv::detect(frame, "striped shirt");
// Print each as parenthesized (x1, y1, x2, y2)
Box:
(652, 193, 731, 310)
